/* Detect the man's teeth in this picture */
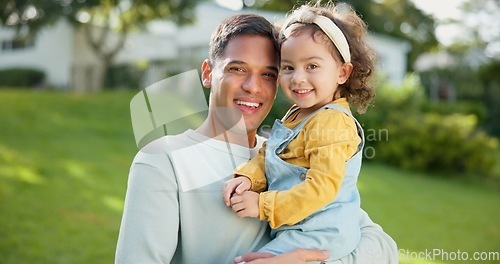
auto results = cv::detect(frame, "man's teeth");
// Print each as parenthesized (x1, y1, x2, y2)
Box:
(295, 89, 312, 94)
(236, 100, 260, 108)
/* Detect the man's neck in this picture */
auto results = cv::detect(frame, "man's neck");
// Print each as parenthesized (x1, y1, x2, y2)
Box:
(195, 119, 257, 148)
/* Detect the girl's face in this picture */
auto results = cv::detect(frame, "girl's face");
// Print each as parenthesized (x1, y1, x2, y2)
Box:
(279, 31, 352, 115)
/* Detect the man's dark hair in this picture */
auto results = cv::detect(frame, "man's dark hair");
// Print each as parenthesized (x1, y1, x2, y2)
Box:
(209, 14, 279, 63)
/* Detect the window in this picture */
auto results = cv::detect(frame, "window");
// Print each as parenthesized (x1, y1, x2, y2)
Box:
(1, 38, 35, 51)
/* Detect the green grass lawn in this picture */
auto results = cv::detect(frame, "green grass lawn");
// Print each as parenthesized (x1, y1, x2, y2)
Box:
(0, 89, 498, 263)
(359, 163, 500, 263)
(0, 90, 137, 263)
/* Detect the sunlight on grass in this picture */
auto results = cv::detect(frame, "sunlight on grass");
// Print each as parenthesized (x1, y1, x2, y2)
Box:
(1, 166, 45, 184)
(103, 196, 124, 212)
(62, 160, 89, 180)
(0, 145, 44, 185)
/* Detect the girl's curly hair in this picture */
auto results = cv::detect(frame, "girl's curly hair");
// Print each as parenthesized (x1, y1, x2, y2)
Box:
(278, 2, 376, 114)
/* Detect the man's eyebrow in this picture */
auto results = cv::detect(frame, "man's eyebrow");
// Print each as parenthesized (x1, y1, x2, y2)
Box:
(267, 66, 279, 73)
(227, 60, 247, 65)
(227, 60, 278, 73)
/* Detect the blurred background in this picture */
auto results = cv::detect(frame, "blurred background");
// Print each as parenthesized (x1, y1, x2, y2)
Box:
(0, 0, 498, 263)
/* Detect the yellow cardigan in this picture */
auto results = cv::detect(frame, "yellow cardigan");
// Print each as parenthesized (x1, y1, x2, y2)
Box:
(234, 98, 361, 228)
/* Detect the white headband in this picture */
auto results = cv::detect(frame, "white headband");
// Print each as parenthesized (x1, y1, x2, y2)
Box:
(282, 12, 351, 63)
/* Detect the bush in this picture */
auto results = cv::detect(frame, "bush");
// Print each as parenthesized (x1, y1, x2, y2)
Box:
(356, 74, 498, 177)
(377, 113, 497, 175)
(422, 101, 488, 128)
(0, 68, 45, 87)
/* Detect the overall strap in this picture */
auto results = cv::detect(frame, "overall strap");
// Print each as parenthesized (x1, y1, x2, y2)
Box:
(282, 105, 301, 121)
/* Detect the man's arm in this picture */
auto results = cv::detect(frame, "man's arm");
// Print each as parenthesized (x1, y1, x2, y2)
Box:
(235, 249, 330, 264)
(234, 209, 397, 264)
(337, 209, 398, 264)
(115, 152, 179, 263)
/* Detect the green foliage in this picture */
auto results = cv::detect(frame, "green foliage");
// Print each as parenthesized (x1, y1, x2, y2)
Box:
(478, 59, 500, 136)
(1, 0, 197, 34)
(356, 75, 498, 177)
(422, 101, 488, 127)
(418, 59, 500, 136)
(0, 0, 101, 33)
(378, 112, 497, 174)
(0, 68, 45, 87)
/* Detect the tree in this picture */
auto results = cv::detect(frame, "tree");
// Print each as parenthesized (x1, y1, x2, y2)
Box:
(446, 0, 500, 58)
(442, 0, 500, 136)
(1, 0, 99, 34)
(0, 0, 198, 91)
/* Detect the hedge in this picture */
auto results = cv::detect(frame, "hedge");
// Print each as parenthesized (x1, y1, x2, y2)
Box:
(0, 68, 45, 87)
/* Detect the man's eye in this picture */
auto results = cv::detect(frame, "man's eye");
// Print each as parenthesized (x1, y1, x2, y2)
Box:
(229, 67, 244, 72)
(263, 72, 277, 79)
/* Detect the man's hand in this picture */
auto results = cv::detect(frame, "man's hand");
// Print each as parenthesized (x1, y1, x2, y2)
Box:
(230, 191, 260, 218)
(234, 249, 330, 264)
(223, 176, 252, 206)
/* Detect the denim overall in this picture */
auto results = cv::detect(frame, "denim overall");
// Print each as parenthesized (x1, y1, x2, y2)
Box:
(258, 103, 365, 261)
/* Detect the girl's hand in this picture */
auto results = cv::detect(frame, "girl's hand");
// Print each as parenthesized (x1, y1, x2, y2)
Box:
(223, 176, 252, 206)
(230, 191, 260, 218)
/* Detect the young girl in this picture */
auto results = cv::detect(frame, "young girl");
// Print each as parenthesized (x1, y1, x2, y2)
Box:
(223, 3, 376, 261)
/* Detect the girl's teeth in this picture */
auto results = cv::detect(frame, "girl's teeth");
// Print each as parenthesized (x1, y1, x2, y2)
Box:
(296, 90, 312, 94)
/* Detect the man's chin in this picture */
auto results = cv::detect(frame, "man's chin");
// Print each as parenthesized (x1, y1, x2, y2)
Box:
(243, 120, 261, 135)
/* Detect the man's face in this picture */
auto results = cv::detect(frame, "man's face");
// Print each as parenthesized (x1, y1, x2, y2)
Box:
(202, 35, 279, 135)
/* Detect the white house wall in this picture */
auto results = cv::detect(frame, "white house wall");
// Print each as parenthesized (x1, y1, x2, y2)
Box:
(368, 33, 411, 86)
(0, 20, 74, 88)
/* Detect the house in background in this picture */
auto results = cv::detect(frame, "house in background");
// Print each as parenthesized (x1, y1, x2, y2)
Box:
(0, 2, 410, 91)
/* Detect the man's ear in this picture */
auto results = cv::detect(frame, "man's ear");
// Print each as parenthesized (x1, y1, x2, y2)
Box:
(201, 59, 212, 88)
(338, 62, 353, 85)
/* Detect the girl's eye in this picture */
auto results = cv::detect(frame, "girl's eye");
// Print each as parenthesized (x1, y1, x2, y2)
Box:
(307, 64, 318, 70)
(282, 65, 293, 71)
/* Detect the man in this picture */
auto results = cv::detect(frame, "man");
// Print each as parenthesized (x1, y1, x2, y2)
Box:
(115, 14, 397, 264)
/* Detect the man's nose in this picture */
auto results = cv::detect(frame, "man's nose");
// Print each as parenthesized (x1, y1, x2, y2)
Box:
(242, 73, 261, 94)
